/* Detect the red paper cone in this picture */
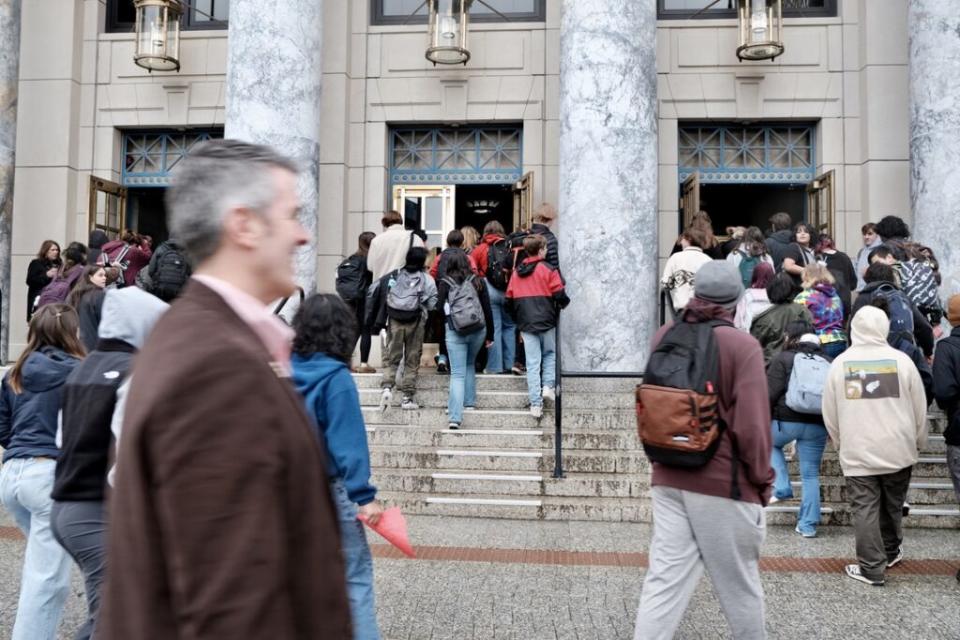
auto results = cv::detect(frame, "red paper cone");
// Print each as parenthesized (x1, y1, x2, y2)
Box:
(357, 507, 416, 558)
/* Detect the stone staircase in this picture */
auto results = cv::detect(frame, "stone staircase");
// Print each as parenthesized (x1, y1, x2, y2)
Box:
(357, 372, 959, 528)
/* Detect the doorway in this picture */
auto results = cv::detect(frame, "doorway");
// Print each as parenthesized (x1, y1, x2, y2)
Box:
(454, 184, 513, 238)
(699, 183, 805, 235)
(126, 188, 169, 244)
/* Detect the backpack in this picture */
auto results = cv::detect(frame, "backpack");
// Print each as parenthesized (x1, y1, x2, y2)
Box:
(149, 242, 191, 302)
(636, 318, 734, 472)
(737, 251, 760, 288)
(386, 269, 425, 322)
(898, 259, 941, 310)
(485, 238, 516, 291)
(442, 275, 485, 335)
(36, 275, 74, 308)
(874, 283, 915, 343)
(103, 244, 132, 284)
(335, 254, 367, 303)
(784, 351, 831, 414)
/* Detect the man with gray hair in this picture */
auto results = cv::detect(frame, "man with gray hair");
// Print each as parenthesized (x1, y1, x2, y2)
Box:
(635, 260, 774, 640)
(98, 139, 351, 638)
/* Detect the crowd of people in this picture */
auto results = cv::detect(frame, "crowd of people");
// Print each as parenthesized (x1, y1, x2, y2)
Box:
(1, 134, 959, 640)
(338, 202, 568, 427)
(641, 210, 960, 638)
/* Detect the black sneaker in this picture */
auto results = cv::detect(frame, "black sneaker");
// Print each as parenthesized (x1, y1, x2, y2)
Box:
(437, 360, 449, 374)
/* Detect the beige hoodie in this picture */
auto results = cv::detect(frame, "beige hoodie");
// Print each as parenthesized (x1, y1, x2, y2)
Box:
(822, 306, 928, 476)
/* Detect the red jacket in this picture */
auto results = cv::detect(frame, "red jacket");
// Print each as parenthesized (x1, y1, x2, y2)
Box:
(429, 248, 478, 280)
(471, 233, 504, 277)
(102, 239, 153, 287)
(505, 256, 569, 333)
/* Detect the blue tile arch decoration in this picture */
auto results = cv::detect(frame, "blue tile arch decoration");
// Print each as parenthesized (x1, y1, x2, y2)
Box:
(678, 123, 817, 185)
(389, 125, 523, 185)
(121, 129, 224, 187)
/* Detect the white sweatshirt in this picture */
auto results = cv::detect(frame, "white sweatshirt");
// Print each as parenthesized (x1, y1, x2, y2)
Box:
(660, 247, 712, 312)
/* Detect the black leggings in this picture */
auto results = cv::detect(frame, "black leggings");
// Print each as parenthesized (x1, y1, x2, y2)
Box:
(353, 301, 372, 363)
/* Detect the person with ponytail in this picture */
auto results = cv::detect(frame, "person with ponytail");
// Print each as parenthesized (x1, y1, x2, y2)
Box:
(0, 304, 85, 639)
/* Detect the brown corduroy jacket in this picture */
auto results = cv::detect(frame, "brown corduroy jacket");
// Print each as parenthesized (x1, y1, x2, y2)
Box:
(98, 280, 351, 639)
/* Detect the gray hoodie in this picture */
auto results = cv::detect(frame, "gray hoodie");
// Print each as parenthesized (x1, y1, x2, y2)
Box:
(98, 287, 170, 350)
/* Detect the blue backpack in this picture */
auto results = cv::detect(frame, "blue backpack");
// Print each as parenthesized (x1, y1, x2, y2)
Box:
(785, 351, 831, 414)
(874, 284, 915, 343)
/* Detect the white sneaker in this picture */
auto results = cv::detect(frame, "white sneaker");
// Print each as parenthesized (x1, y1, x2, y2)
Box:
(530, 405, 543, 419)
(379, 388, 392, 411)
(844, 564, 884, 586)
(767, 495, 780, 505)
(401, 396, 419, 410)
(542, 386, 556, 402)
(887, 546, 904, 569)
(464, 406, 477, 412)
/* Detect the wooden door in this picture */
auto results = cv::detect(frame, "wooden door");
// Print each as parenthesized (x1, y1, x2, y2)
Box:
(806, 170, 835, 236)
(88, 176, 127, 240)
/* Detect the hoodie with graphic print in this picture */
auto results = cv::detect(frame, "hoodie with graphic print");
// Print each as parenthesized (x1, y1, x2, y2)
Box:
(822, 306, 927, 477)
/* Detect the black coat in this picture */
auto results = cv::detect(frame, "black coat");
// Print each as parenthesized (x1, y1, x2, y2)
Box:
(852, 280, 935, 357)
(530, 224, 561, 270)
(765, 230, 793, 272)
(26, 258, 60, 320)
(766, 343, 829, 424)
(933, 327, 960, 446)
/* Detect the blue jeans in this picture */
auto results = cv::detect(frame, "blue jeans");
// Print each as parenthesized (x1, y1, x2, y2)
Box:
(770, 420, 828, 534)
(0, 457, 72, 640)
(522, 328, 557, 407)
(485, 282, 516, 373)
(330, 480, 380, 640)
(447, 326, 485, 424)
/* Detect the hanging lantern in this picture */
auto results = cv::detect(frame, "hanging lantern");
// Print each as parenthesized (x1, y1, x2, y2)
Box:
(134, 0, 183, 72)
(426, 0, 473, 66)
(737, 0, 784, 62)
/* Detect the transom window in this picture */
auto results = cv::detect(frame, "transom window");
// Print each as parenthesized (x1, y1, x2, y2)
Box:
(372, 0, 545, 25)
(107, 0, 228, 32)
(390, 126, 523, 184)
(658, 0, 837, 19)
(679, 124, 815, 183)
(122, 130, 224, 187)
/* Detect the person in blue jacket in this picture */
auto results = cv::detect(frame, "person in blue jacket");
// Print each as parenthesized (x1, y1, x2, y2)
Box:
(292, 293, 384, 640)
(0, 303, 85, 640)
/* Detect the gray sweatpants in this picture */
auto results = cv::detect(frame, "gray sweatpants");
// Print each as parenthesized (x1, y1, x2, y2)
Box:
(51, 500, 107, 640)
(634, 486, 767, 640)
(947, 445, 960, 504)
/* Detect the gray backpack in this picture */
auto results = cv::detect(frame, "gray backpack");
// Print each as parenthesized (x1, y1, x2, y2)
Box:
(785, 351, 831, 414)
(386, 269, 424, 322)
(443, 275, 485, 335)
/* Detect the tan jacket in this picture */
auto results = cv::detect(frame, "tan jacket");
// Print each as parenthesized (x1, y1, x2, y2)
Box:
(367, 224, 425, 281)
(822, 306, 928, 477)
(98, 281, 351, 639)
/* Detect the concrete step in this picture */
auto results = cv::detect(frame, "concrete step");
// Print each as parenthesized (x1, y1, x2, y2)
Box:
(365, 425, 640, 450)
(369, 446, 649, 474)
(787, 456, 949, 478)
(370, 468, 650, 498)
(359, 388, 635, 410)
(354, 372, 528, 391)
(784, 477, 958, 506)
(363, 406, 556, 428)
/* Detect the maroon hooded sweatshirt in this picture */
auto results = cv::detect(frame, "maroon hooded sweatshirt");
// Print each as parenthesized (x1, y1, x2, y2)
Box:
(649, 298, 775, 505)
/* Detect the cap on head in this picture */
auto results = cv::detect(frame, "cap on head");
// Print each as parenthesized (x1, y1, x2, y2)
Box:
(694, 260, 745, 310)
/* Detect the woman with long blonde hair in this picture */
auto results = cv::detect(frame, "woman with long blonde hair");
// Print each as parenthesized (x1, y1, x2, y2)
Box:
(0, 304, 85, 639)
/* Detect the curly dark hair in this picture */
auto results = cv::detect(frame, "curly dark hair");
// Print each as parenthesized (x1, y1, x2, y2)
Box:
(766, 272, 800, 304)
(292, 293, 358, 363)
(874, 216, 910, 241)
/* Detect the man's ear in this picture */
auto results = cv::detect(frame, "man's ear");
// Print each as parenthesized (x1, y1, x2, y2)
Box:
(222, 207, 262, 251)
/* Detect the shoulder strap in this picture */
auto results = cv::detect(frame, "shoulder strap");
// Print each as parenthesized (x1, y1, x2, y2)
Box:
(408, 231, 416, 251)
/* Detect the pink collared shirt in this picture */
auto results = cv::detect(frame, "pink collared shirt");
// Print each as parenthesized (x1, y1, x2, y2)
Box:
(193, 275, 294, 372)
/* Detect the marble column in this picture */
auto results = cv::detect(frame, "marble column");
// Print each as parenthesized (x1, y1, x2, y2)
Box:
(0, 0, 21, 362)
(909, 1, 960, 297)
(225, 0, 323, 294)
(558, 1, 658, 373)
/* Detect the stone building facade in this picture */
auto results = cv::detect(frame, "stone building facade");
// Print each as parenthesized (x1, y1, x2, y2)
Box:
(3, 0, 956, 367)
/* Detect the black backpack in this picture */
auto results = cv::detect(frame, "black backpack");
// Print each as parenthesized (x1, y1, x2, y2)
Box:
(336, 254, 367, 303)
(485, 238, 515, 291)
(636, 317, 741, 499)
(149, 242, 191, 302)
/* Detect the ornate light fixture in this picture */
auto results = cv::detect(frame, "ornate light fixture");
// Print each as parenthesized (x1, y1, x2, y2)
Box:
(426, 0, 474, 66)
(736, 0, 784, 61)
(466, 199, 500, 215)
(133, 0, 184, 72)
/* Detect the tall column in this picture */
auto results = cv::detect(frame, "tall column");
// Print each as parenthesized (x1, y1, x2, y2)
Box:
(0, 0, 21, 362)
(909, 1, 960, 295)
(558, 1, 658, 373)
(225, 0, 323, 293)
